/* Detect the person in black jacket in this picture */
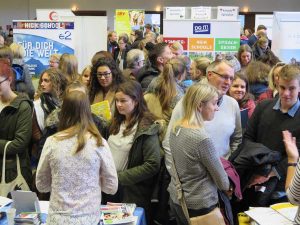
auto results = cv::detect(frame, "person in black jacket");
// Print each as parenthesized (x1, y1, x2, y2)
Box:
(232, 64, 300, 210)
(136, 42, 174, 91)
(114, 34, 131, 70)
(130, 30, 143, 49)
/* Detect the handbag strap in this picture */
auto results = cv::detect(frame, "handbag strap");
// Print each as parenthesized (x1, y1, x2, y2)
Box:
(1, 141, 12, 184)
(1, 141, 22, 184)
(171, 148, 192, 225)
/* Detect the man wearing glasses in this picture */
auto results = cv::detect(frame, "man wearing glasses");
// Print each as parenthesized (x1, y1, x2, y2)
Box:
(163, 59, 242, 174)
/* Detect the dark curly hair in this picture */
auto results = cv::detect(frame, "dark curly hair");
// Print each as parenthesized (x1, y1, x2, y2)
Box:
(89, 58, 125, 103)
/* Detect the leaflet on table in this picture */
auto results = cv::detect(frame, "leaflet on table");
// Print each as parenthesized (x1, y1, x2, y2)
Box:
(0, 196, 13, 208)
(91, 100, 111, 120)
(270, 202, 298, 221)
(14, 212, 41, 225)
(100, 203, 136, 225)
(245, 207, 294, 225)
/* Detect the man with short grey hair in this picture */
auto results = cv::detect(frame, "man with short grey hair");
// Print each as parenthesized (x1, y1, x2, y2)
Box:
(163, 59, 242, 173)
(123, 49, 145, 79)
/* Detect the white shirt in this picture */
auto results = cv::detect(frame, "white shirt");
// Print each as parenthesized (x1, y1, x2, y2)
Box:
(0, 101, 6, 113)
(108, 122, 138, 171)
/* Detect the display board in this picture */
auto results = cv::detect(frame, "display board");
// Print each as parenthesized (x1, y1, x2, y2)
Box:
(272, 11, 300, 64)
(69, 16, 107, 72)
(163, 19, 240, 60)
(37, 11, 108, 73)
(13, 21, 75, 76)
(115, 9, 145, 35)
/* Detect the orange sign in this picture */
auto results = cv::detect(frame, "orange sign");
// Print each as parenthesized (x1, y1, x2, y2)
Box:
(189, 38, 214, 51)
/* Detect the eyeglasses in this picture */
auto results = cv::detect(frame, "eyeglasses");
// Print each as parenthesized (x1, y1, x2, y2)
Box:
(96, 72, 111, 79)
(211, 71, 234, 81)
(0, 77, 8, 85)
(49, 60, 59, 64)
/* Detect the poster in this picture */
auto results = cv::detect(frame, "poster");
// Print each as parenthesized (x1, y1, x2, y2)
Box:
(163, 18, 240, 59)
(13, 21, 75, 77)
(115, 9, 145, 35)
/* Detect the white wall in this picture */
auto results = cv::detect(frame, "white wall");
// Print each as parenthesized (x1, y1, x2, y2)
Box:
(2, 0, 300, 32)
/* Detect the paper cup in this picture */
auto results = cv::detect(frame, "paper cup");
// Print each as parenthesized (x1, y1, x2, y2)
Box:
(6, 208, 16, 225)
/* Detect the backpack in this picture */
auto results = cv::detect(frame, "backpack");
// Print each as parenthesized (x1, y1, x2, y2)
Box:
(12, 64, 25, 82)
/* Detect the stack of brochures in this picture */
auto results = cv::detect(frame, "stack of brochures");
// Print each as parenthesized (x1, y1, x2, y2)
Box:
(14, 212, 41, 225)
(100, 203, 136, 225)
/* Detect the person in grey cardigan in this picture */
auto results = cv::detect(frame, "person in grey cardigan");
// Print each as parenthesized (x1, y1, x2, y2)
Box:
(169, 84, 230, 225)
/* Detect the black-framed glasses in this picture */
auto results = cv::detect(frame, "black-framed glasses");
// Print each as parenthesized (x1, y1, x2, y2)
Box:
(96, 72, 112, 79)
(211, 71, 234, 81)
(0, 77, 8, 85)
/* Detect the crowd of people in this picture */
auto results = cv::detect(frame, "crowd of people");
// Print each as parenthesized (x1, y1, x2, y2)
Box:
(0, 23, 300, 225)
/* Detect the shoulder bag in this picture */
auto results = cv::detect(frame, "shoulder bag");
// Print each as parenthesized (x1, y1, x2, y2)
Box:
(0, 141, 30, 197)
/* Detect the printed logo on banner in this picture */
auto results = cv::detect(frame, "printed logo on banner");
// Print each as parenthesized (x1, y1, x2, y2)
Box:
(193, 23, 211, 34)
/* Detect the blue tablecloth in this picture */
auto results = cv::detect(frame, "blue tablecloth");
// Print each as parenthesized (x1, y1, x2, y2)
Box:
(133, 207, 147, 225)
(0, 206, 146, 225)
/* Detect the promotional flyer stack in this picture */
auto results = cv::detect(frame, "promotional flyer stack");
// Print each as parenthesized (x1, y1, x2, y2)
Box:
(100, 203, 136, 225)
(14, 212, 41, 225)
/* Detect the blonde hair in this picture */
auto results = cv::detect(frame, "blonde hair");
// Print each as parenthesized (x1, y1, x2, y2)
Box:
(245, 61, 271, 83)
(10, 43, 25, 59)
(258, 36, 268, 46)
(50, 54, 61, 62)
(170, 41, 183, 52)
(268, 62, 285, 90)
(174, 84, 218, 130)
(157, 58, 186, 111)
(59, 54, 79, 82)
(278, 64, 300, 84)
(193, 57, 211, 76)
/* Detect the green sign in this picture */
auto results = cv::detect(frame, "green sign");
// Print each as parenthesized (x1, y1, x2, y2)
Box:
(215, 38, 240, 51)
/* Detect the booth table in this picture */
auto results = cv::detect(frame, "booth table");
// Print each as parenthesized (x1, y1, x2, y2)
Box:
(0, 203, 147, 225)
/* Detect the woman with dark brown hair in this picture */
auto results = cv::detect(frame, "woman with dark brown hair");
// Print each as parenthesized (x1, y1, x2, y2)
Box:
(89, 58, 125, 117)
(228, 72, 256, 118)
(114, 34, 131, 70)
(107, 80, 161, 223)
(237, 44, 253, 69)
